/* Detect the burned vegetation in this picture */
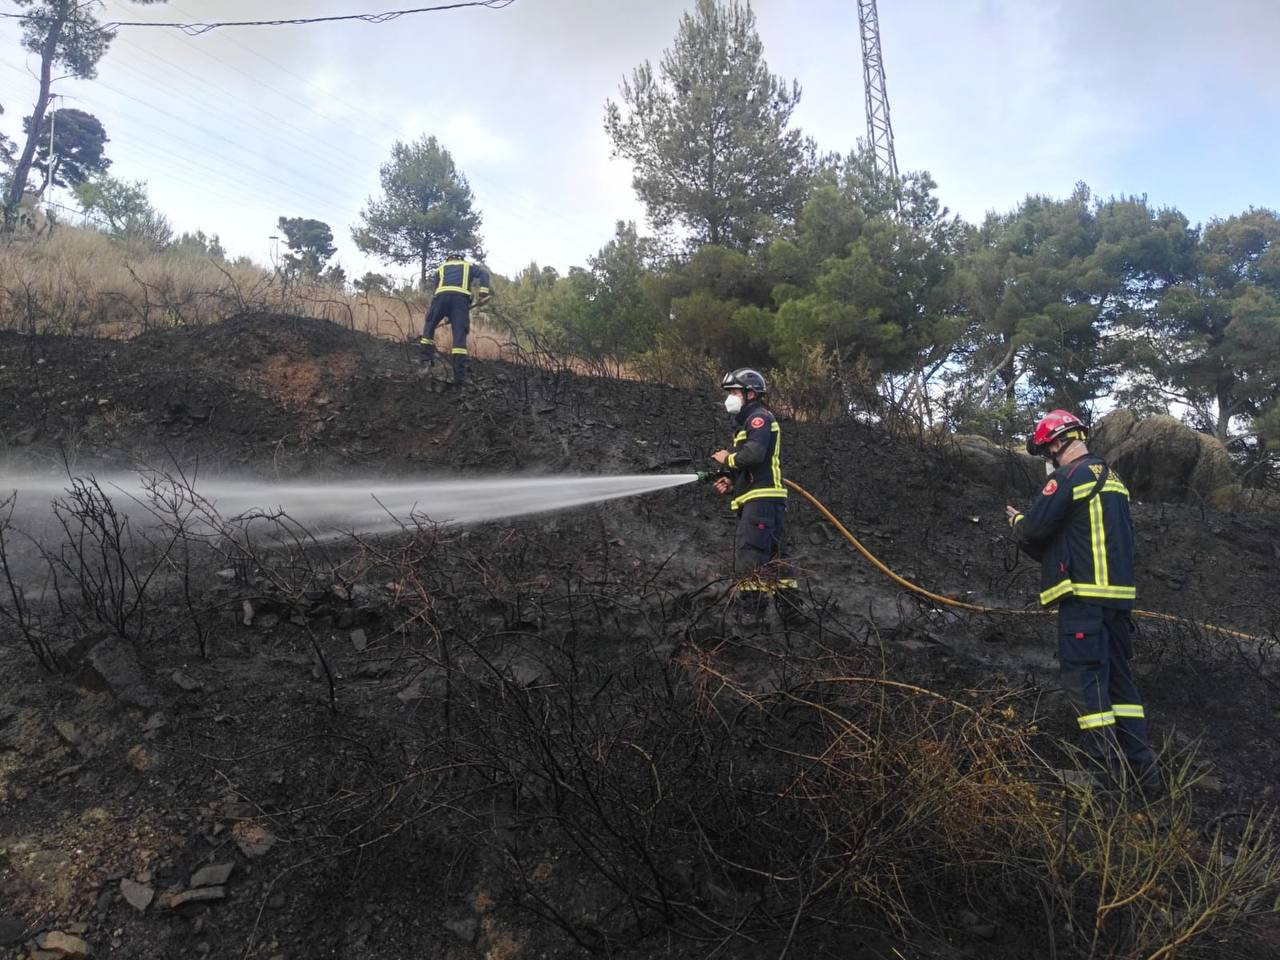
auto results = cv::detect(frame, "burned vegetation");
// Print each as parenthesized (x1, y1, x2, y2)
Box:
(1, 315, 1279, 960)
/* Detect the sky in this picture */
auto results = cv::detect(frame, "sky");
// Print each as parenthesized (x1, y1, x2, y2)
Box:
(2, 0, 1278, 283)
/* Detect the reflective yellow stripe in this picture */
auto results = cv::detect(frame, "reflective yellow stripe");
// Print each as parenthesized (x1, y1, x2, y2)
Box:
(771, 421, 782, 489)
(1078, 711, 1115, 730)
(436, 260, 473, 296)
(738, 579, 774, 593)
(730, 487, 787, 510)
(451, 348, 468, 355)
(777, 578, 799, 589)
(419, 337, 434, 345)
(1089, 495, 1109, 586)
(726, 453, 737, 468)
(1073, 480, 1131, 500)
(733, 431, 748, 443)
(1073, 584, 1135, 599)
(1038, 580, 1137, 605)
(1112, 704, 1145, 719)
(1040, 580, 1075, 604)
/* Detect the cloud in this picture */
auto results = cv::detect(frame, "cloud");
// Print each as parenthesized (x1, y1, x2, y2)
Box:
(436, 112, 515, 168)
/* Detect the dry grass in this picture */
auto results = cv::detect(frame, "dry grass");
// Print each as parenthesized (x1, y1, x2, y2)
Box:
(0, 227, 519, 360)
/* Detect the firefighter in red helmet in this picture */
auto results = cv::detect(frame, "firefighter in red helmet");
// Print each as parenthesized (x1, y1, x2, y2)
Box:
(1006, 410, 1158, 793)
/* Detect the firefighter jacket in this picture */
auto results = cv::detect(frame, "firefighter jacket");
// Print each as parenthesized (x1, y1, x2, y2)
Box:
(434, 259, 491, 300)
(725, 401, 787, 512)
(1013, 455, 1136, 609)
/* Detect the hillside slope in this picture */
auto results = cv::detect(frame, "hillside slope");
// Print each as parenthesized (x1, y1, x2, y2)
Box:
(1, 315, 1277, 960)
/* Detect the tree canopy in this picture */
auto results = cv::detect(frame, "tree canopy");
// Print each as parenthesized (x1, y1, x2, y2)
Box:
(352, 136, 482, 289)
(277, 216, 337, 278)
(605, 0, 815, 250)
(4, 0, 167, 229)
(24, 107, 111, 193)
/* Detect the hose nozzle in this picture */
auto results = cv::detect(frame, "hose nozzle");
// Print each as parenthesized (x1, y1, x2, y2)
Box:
(695, 461, 731, 484)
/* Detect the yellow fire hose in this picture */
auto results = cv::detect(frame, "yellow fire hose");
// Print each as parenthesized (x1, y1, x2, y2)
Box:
(783, 478, 1271, 645)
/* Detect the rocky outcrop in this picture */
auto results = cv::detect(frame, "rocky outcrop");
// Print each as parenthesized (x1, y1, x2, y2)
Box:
(949, 434, 1042, 494)
(1089, 411, 1238, 504)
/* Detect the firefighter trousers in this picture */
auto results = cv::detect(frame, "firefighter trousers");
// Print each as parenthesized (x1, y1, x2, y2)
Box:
(733, 499, 803, 627)
(1057, 599, 1155, 773)
(420, 291, 472, 383)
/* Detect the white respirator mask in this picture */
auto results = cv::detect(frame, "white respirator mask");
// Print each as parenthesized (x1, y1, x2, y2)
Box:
(1045, 459, 1055, 477)
(724, 394, 743, 415)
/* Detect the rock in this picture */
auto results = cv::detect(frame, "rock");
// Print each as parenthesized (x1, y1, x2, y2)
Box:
(502, 657, 543, 687)
(34, 932, 91, 958)
(395, 671, 446, 704)
(161, 886, 226, 908)
(950, 433, 1041, 493)
(119, 879, 154, 912)
(190, 863, 234, 888)
(215, 568, 236, 580)
(171, 670, 202, 692)
(53, 719, 81, 747)
(8, 846, 76, 910)
(1090, 411, 1237, 504)
(126, 745, 159, 773)
(242, 600, 256, 627)
(78, 637, 158, 709)
(349, 628, 368, 652)
(1197, 774, 1226, 794)
(1051, 768, 1098, 790)
(232, 822, 277, 858)
(0, 915, 25, 945)
(444, 918, 478, 943)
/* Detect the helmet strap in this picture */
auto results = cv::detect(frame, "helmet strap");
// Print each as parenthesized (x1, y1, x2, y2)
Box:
(1051, 438, 1088, 466)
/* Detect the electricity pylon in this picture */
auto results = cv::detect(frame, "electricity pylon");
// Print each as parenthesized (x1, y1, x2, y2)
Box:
(857, 0, 899, 183)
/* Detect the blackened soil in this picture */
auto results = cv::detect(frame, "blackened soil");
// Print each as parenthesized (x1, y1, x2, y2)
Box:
(1, 315, 1278, 960)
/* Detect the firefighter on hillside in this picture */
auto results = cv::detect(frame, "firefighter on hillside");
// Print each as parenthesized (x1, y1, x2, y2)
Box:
(710, 368, 804, 630)
(419, 254, 491, 385)
(1007, 409, 1158, 792)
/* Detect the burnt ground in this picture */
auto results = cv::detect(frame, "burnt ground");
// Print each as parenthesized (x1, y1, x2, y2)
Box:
(0, 314, 1278, 960)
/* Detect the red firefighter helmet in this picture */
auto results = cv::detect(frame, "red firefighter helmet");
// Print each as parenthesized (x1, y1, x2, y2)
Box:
(1026, 409, 1088, 456)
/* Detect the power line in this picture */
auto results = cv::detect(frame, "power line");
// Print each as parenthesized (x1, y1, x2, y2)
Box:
(1, 1, 516, 36)
(2, 4, 621, 270)
(159, 4, 610, 243)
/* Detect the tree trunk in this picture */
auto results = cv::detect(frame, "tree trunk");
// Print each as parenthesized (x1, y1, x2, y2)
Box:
(3, 14, 65, 231)
(1214, 375, 1234, 445)
(420, 254, 428, 292)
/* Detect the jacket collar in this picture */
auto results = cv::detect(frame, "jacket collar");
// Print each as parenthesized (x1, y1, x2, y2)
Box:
(736, 399, 764, 426)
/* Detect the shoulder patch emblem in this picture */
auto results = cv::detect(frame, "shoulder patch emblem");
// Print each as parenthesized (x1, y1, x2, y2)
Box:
(1042, 479, 1059, 496)
(1090, 463, 1103, 477)
(750, 416, 765, 429)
